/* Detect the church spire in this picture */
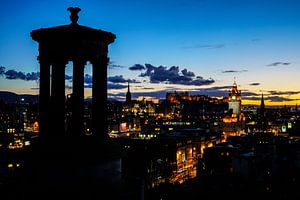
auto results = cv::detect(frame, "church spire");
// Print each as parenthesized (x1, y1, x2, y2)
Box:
(258, 93, 267, 131)
(231, 77, 239, 94)
(233, 77, 237, 87)
(127, 82, 130, 93)
(260, 93, 265, 110)
(126, 82, 132, 102)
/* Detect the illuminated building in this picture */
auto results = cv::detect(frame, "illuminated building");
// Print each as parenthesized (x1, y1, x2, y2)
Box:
(223, 80, 245, 137)
(136, 96, 159, 104)
(165, 91, 228, 123)
(228, 80, 241, 116)
(166, 91, 211, 104)
(166, 91, 189, 104)
(121, 137, 198, 189)
(223, 80, 245, 122)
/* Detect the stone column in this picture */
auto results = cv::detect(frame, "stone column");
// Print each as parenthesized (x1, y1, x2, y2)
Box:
(50, 60, 67, 136)
(39, 59, 51, 138)
(92, 54, 109, 140)
(72, 59, 86, 136)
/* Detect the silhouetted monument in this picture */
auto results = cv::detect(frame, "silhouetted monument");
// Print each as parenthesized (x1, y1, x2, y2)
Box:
(19, 7, 125, 199)
(31, 7, 115, 139)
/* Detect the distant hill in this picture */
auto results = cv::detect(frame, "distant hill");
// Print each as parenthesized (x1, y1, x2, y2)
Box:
(0, 91, 38, 103)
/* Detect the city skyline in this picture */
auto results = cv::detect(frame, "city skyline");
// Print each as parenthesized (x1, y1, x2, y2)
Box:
(1, 0, 300, 105)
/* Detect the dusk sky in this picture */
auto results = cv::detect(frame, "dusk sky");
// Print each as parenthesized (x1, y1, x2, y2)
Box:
(0, 0, 300, 105)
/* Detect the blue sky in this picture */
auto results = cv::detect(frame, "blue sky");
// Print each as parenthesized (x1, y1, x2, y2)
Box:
(0, 0, 300, 105)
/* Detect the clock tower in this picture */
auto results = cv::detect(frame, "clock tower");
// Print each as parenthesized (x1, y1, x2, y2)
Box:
(228, 80, 241, 116)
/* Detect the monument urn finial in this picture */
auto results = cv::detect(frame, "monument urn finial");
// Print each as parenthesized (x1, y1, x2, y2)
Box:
(67, 7, 81, 25)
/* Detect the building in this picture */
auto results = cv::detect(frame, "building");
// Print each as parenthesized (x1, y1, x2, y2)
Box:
(228, 80, 241, 116)
(223, 80, 244, 123)
(166, 91, 210, 104)
(223, 80, 245, 137)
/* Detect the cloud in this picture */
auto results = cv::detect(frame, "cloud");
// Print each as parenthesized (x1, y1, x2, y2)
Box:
(65, 85, 72, 90)
(267, 62, 291, 67)
(0, 66, 5, 75)
(139, 64, 214, 86)
(84, 82, 128, 90)
(65, 74, 72, 80)
(195, 90, 227, 97)
(249, 82, 260, 86)
(242, 96, 262, 101)
(183, 44, 225, 49)
(4, 70, 40, 81)
(108, 75, 140, 83)
(222, 70, 248, 73)
(84, 74, 92, 84)
(196, 86, 258, 97)
(84, 84, 92, 88)
(4, 70, 26, 80)
(129, 64, 145, 71)
(140, 64, 156, 77)
(83, 74, 139, 88)
(251, 38, 261, 42)
(25, 72, 40, 81)
(32, 85, 72, 90)
(268, 91, 300, 96)
(108, 61, 126, 69)
(189, 86, 232, 96)
(243, 95, 297, 102)
(267, 96, 295, 102)
(165, 86, 181, 89)
(108, 75, 127, 83)
(110, 90, 167, 100)
(0, 66, 92, 83)
(242, 91, 259, 97)
(181, 69, 195, 77)
(108, 94, 126, 101)
(108, 83, 128, 90)
(201, 86, 233, 90)
(108, 64, 126, 69)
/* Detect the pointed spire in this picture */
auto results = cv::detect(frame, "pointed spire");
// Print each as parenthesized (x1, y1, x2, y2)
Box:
(231, 77, 238, 94)
(233, 77, 237, 87)
(127, 82, 130, 93)
(259, 93, 266, 131)
(126, 81, 132, 102)
(261, 93, 265, 108)
(260, 93, 265, 120)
